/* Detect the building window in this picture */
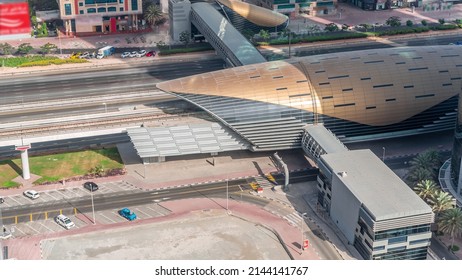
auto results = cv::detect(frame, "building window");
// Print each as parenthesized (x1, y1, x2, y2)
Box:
(373, 245, 385, 251)
(64, 3, 72, 15)
(108, 7, 116, 12)
(79, 2, 83, 6)
(97, 7, 107, 12)
(79, 10, 84, 14)
(388, 236, 408, 245)
(87, 8, 96, 13)
(120, 7, 124, 11)
(119, 0, 123, 3)
(131, 0, 138, 10)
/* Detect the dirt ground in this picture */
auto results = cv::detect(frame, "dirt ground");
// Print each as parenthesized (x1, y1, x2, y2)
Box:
(40, 210, 291, 260)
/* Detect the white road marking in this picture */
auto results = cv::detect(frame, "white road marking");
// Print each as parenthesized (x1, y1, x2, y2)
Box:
(24, 223, 40, 234)
(134, 208, 149, 218)
(8, 196, 24, 205)
(99, 212, 117, 223)
(146, 206, 165, 216)
(37, 221, 55, 232)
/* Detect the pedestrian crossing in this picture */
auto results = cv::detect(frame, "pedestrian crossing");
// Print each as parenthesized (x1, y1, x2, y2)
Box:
(284, 212, 303, 228)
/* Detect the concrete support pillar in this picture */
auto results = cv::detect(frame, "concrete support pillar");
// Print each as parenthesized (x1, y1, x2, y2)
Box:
(20, 149, 30, 180)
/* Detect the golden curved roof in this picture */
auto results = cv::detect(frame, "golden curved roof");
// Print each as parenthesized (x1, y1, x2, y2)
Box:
(157, 46, 462, 127)
(217, 0, 288, 27)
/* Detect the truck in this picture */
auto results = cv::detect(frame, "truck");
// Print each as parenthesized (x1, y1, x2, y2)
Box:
(96, 46, 115, 59)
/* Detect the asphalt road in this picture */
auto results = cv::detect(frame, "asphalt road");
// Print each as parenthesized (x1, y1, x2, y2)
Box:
(0, 170, 318, 224)
(0, 57, 225, 105)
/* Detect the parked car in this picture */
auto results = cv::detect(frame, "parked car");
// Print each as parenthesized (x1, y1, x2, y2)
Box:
(121, 51, 131, 58)
(0, 197, 4, 204)
(136, 50, 146, 57)
(23, 190, 40, 200)
(70, 52, 82, 59)
(129, 51, 138, 58)
(83, 181, 99, 192)
(55, 214, 75, 229)
(146, 50, 156, 57)
(79, 52, 90, 59)
(449, 41, 462, 46)
(118, 208, 137, 221)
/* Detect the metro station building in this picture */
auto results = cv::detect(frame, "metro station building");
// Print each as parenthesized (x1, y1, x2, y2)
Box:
(157, 46, 461, 153)
(57, 0, 143, 35)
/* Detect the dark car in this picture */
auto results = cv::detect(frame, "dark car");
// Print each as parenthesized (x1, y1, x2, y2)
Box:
(146, 50, 156, 57)
(0, 197, 4, 204)
(84, 181, 99, 192)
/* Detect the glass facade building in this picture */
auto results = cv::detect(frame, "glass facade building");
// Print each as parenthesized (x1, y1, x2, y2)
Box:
(316, 150, 434, 260)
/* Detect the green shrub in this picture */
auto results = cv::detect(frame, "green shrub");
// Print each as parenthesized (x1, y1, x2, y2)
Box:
(259, 32, 367, 46)
(18, 58, 88, 67)
(451, 245, 460, 252)
(429, 24, 458, 30)
(439, 18, 445, 24)
(1, 181, 20, 188)
(406, 20, 413, 27)
(421, 20, 428, 26)
(376, 27, 430, 36)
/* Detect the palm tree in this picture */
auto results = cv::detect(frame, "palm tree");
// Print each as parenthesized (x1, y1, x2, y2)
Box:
(407, 167, 433, 185)
(429, 190, 455, 217)
(144, 5, 164, 28)
(413, 180, 438, 203)
(438, 208, 462, 250)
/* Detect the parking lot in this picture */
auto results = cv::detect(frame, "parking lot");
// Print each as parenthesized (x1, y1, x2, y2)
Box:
(8, 202, 171, 238)
(0, 181, 140, 208)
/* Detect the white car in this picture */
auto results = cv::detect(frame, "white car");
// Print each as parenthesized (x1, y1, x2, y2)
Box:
(129, 51, 138, 58)
(55, 215, 75, 230)
(23, 190, 40, 200)
(121, 51, 131, 58)
(136, 50, 146, 57)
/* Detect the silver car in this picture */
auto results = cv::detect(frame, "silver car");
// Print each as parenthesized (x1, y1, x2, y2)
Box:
(23, 190, 40, 200)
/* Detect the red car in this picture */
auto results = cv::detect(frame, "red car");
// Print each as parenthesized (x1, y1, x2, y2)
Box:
(146, 50, 156, 57)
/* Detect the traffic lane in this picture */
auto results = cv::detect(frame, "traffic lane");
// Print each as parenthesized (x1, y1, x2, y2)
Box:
(0, 58, 224, 91)
(0, 96, 177, 122)
(294, 35, 458, 57)
(0, 181, 251, 224)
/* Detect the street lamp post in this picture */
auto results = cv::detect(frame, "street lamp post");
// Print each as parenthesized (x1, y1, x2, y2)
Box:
(226, 179, 229, 211)
(90, 190, 96, 225)
(288, 30, 292, 59)
(103, 102, 107, 113)
(382, 147, 386, 162)
(300, 212, 307, 254)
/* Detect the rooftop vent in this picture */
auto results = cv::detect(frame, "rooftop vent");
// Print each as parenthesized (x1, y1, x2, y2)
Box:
(338, 171, 347, 177)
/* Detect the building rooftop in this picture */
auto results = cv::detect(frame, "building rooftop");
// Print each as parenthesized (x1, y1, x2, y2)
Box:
(127, 122, 249, 158)
(320, 149, 432, 221)
(304, 124, 348, 154)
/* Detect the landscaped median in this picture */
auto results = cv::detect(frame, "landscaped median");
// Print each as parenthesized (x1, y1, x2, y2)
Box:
(0, 147, 124, 188)
(1, 56, 88, 68)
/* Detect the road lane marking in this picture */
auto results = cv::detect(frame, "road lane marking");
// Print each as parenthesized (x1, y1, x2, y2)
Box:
(37, 221, 55, 232)
(146, 206, 165, 216)
(134, 208, 149, 218)
(8, 196, 24, 205)
(99, 212, 117, 223)
(25, 223, 40, 234)
(46, 191, 62, 200)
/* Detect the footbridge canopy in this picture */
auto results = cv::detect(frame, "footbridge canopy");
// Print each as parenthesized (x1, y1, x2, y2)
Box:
(190, 2, 266, 67)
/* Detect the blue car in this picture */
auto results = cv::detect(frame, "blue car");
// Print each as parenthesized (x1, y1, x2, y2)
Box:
(118, 208, 137, 221)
